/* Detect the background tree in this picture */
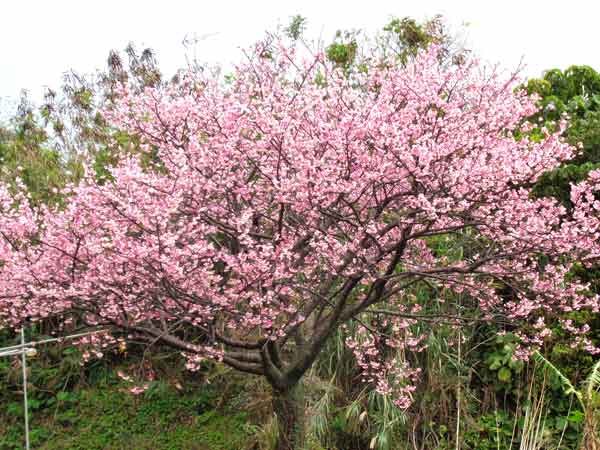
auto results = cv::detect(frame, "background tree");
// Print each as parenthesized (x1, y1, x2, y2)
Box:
(526, 66, 600, 206)
(0, 94, 70, 205)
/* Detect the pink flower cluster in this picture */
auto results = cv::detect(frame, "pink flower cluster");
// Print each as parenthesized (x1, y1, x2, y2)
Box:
(346, 322, 422, 408)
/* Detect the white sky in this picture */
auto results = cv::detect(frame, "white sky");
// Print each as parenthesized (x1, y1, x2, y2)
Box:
(1, 0, 599, 113)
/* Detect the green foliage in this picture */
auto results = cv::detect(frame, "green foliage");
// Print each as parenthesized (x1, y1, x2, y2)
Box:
(484, 333, 525, 387)
(326, 31, 358, 68)
(462, 411, 515, 450)
(382, 17, 439, 63)
(285, 15, 307, 41)
(526, 65, 600, 207)
(0, 359, 253, 450)
(324, 15, 459, 75)
(0, 99, 74, 206)
(533, 162, 600, 207)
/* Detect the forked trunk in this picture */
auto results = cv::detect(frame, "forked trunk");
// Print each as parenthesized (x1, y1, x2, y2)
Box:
(273, 382, 306, 450)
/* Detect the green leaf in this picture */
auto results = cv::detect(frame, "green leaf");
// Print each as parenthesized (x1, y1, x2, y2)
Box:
(487, 355, 503, 370)
(568, 410, 584, 424)
(508, 359, 524, 373)
(555, 417, 568, 430)
(497, 367, 512, 383)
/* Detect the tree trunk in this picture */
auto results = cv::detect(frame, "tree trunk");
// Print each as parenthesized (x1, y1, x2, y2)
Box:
(581, 416, 599, 450)
(273, 382, 306, 450)
(581, 433, 599, 450)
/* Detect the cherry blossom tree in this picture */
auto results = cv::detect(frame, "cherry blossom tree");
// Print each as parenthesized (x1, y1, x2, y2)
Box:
(1, 41, 599, 449)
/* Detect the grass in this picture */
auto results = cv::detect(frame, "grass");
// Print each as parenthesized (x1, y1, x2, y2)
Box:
(0, 372, 254, 450)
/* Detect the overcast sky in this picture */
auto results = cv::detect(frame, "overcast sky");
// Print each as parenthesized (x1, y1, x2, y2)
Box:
(1, 0, 599, 113)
